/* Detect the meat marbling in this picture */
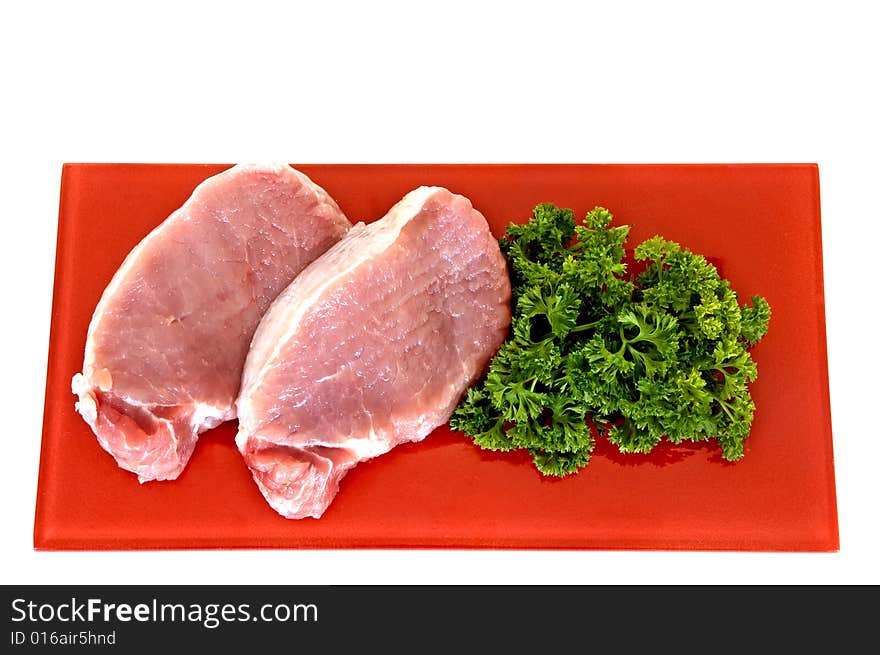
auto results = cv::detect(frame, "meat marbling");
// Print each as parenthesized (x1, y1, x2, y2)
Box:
(72, 163, 351, 482)
(236, 186, 512, 519)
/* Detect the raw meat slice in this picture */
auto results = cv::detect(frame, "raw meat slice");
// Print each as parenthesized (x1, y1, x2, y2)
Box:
(72, 163, 351, 482)
(236, 186, 512, 519)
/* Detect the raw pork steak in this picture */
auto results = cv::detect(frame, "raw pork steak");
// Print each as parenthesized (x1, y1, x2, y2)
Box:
(72, 163, 351, 482)
(236, 186, 511, 519)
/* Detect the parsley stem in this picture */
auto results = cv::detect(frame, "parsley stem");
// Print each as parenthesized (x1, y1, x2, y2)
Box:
(568, 319, 603, 333)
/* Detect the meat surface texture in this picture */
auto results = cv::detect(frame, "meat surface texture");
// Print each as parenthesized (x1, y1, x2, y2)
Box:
(72, 163, 352, 482)
(236, 186, 512, 519)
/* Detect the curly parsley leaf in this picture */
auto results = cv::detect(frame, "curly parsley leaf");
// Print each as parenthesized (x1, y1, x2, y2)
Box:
(451, 204, 771, 476)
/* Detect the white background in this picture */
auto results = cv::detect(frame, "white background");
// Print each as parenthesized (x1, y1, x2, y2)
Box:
(1, 1, 877, 585)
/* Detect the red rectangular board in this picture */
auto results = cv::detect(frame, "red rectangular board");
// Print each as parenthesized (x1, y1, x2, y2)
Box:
(34, 163, 838, 551)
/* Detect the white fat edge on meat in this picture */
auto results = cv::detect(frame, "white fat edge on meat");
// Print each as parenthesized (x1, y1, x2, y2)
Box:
(75, 163, 331, 407)
(240, 408, 451, 518)
(237, 397, 454, 467)
(236, 185, 446, 435)
(71, 373, 99, 425)
(72, 368, 231, 433)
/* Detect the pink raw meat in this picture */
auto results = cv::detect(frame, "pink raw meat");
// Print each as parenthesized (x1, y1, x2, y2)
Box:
(236, 186, 512, 519)
(72, 163, 351, 482)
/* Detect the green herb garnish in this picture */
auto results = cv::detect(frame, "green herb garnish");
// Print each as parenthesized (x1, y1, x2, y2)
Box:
(450, 204, 771, 476)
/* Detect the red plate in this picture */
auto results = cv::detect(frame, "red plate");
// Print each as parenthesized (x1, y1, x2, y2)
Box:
(34, 164, 838, 551)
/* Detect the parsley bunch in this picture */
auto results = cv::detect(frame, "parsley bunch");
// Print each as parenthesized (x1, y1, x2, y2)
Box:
(450, 204, 771, 476)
